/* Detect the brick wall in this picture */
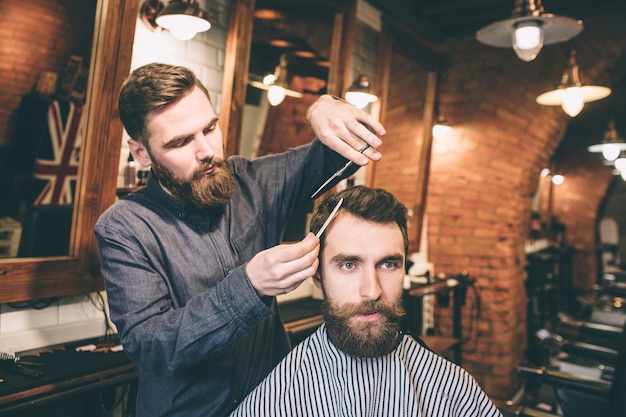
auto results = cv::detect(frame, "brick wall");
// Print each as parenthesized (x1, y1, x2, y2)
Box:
(0, 0, 96, 148)
(372, 12, 626, 399)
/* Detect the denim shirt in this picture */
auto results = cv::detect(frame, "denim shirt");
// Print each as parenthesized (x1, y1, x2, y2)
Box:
(94, 139, 354, 417)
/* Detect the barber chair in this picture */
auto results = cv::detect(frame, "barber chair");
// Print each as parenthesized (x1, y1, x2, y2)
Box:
(503, 320, 626, 417)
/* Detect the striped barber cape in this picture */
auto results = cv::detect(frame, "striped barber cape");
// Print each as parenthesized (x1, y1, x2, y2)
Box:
(230, 324, 502, 417)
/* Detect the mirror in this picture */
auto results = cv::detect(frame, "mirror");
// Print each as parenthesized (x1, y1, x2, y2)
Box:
(221, 0, 355, 157)
(240, 1, 338, 158)
(0, 1, 97, 260)
(0, 0, 139, 303)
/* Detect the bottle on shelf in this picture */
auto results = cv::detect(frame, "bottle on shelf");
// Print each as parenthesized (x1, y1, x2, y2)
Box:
(124, 153, 137, 188)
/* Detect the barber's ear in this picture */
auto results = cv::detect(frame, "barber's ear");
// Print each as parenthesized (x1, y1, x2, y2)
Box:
(312, 271, 323, 289)
(128, 139, 152, 168)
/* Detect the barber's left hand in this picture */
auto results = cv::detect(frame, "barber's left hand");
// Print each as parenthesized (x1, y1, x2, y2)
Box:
(306, 95, 385, 166)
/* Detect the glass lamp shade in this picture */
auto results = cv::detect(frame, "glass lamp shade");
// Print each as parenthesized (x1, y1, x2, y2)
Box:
(432, 116, 452, 138)
(267, 85, 287, 106)
(512, 20, 544, 62)
(587, 120, 626, 161)
(156, 0, 211, 41)
(476, 11, 582, 62)
(622, 170, 626, 181)
(601, 144, 623, 162)
(614, 156, 626, 172)
(536, 85, 611, 117)
(551, 174, 564, 185)
(345, 91, 378, 109)
(345, 75, 378, 109)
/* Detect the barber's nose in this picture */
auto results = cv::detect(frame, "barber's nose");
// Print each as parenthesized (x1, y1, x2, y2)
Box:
(195, 133, 216, 161)
(360, 269, 382, 301)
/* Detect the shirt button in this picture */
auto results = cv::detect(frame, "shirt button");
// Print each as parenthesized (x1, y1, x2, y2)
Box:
(178, 212, 185, 218)
(226, 267, 232, 274)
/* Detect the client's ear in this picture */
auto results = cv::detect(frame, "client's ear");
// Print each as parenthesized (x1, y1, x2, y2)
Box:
(312, 271, 323, 289)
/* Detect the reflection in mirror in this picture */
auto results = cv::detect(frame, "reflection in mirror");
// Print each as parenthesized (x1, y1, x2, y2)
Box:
(240, 1, 335, 159)
(0, 0, 97, 259)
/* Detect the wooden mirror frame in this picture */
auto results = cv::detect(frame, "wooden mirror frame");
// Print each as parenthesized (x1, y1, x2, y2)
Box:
(0, 0, 139, 303)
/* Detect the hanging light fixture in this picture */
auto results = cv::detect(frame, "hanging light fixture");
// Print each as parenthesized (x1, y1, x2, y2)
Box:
(541, 168, 564, 185)
(345, 74, 378, 109)
(249, 53, 303, 106)
(432, 115, 452, 139)
(588, 120, 626, 162)
(476, 0, 583, 62)
(536, 49, 611, 117)
(614, 152, 626, 172)
(150, 0, 211, 41)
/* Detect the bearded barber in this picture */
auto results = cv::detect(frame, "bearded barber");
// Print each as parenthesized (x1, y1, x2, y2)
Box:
(94, 62, 384, 417)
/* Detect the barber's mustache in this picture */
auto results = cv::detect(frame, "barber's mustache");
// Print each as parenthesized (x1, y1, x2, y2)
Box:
(192, 158, 229, 180)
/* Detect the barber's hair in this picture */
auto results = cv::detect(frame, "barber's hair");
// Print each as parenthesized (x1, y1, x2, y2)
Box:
(118, 62, 211, 147)
(310, 186, 409, 254)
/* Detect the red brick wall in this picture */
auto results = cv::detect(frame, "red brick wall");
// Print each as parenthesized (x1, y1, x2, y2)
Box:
(0, 0, 96, 148)
(372, 12, 626, 400)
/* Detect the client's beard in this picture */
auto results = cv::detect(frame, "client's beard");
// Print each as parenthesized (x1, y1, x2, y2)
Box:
(322, 298, 405, 358)
(150, 156, 236, 211)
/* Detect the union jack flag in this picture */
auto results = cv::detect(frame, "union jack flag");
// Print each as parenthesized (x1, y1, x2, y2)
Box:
(32, 99, 83, 205)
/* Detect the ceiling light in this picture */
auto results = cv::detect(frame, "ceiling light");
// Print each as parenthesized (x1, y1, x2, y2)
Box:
(345, 74, 378, 109)
(536, 49, 611, 117)
(154, 0, 211, 41)
(432, 115, 452, 139)
(476, 0, 583, 62)
(588, 120, 626, 161)
(249, 53, 303, 106)
(614, 153, 626, 172)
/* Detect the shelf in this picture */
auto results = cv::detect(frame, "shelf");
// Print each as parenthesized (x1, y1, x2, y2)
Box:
(421, 335, 460, 356)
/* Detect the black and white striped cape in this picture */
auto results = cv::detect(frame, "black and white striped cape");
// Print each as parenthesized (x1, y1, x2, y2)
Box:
(230, 324, 502, 417)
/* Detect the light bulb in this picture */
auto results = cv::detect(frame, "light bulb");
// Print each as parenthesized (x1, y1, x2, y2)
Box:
(432, 123, 452, 139)
(560, 87, 584, 117)
(602, 143, 622, 161)
(262, 74, 275, 85)
(551, 174, 564, 185)
(267, 85, 286, 106)
(614, 156, 626, 172)
(512, 21, 544, 62)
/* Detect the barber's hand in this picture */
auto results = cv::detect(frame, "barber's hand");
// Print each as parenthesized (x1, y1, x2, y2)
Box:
(306, 94, 385, 166)
(246, 233, 320, 297)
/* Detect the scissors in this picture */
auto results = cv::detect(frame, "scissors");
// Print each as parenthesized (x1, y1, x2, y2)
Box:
(310, 123, 377, 199)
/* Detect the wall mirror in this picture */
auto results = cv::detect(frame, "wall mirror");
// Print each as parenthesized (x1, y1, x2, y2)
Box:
(221, 0, 355, 242)
(221, 0, 355, 158)
(0, 0, 139, 303)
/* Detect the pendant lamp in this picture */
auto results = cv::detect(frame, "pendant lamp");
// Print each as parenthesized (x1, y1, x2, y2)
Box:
(249, 53, 303, 106)
(588, 120, 626, 162)
(536, 49, 611, 117)
(432, 115, 452, 139)
(155, 0, 211, 41)
(345, 74, 378, 109)
(476, 0, 583, 62)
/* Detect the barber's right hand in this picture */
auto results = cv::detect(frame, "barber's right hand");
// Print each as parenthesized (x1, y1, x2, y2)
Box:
(246, 233, 320, 297)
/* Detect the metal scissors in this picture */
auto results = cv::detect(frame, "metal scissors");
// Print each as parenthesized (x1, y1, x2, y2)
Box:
(310, 123, 376, 199)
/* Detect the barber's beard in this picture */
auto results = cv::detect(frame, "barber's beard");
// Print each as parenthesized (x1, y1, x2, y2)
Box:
(322, 297, 405, 358)
(150, 156, 236, 211)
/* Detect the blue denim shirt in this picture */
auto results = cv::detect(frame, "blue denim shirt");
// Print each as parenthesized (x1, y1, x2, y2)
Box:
(94, 139, 354, 417)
